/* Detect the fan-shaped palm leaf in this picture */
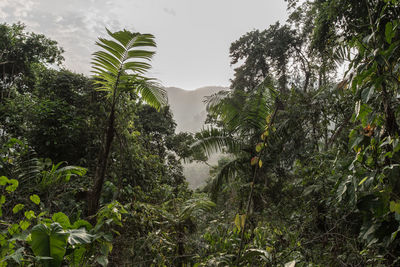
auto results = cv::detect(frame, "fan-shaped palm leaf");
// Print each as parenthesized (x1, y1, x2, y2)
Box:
(196, 77, 278, 199)
(88, 29, 167, 216)
(91, 28, 167, 109)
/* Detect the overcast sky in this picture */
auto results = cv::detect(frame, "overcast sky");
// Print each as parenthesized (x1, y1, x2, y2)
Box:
(1, 0, 288, 90)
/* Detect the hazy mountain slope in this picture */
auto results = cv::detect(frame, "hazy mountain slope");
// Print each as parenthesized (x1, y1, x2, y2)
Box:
(165, 86, 227, 188)
(166, 86, 226, 132)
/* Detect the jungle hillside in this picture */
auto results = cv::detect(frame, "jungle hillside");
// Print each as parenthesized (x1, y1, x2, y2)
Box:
(1, 0, 400, 266)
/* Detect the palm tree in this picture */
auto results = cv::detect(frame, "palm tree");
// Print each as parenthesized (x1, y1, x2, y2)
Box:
(87, 29, 167, 216)
(143, 196, 215, 266)
(192, 78, 277, 200)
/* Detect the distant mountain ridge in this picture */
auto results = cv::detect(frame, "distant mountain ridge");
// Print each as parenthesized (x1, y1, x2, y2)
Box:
(165, 86, 227, 133)
(165, 86, 228, 188)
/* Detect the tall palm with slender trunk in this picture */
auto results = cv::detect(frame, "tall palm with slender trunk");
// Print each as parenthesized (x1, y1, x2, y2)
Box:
(87, 29, 167, 216)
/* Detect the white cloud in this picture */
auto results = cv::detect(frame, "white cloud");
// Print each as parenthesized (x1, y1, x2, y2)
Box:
(1, 0, 288, 90)
(0, 0, 36, 19)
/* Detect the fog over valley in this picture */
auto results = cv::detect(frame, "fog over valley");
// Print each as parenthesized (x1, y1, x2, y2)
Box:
(165, 86, 227, 188)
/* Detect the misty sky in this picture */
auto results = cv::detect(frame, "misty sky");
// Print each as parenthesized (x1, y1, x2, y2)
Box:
(1, 0, 288, 90)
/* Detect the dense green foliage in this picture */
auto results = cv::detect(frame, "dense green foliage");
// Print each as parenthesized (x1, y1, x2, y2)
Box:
(1, 0, 400, 265)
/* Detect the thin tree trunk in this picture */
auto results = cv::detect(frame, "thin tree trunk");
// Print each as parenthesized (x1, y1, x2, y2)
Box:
(236, 105, 279, 264)
(381, 81, 399, 137)
(176, 225, 185, 267)
(87, 104, 116, 217)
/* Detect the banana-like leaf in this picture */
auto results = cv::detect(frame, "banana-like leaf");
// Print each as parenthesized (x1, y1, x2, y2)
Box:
(31, 223, 69, 267)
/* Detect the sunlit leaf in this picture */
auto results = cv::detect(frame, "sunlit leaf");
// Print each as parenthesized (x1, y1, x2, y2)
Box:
(30, 194, 41, 205)
(13, 204, 24, 214)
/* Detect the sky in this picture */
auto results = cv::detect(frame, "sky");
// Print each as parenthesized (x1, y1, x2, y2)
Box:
(1, 0, 288, 91)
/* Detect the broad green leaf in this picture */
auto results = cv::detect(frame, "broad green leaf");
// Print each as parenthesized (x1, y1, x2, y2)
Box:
(52, 212, 71, 228)
(31, 223, 69, 267)
(31, 224, 51, 262)
(259, 159, 263, 168)
(13, 204, 24, 214)
(6, 179, 19, 192)
(71, 246, 86, 265)
(72, 219, 93, 230)
(25, 210, 36, 220)
(0, 176, 9, 186)
(20, 220, 31, 231)
(30, 194, 41, 205)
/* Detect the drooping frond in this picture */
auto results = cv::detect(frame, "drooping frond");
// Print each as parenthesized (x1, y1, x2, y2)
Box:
(14, 150, 40, 185)
(204, 90, 231, 112)
(39, 161, 87, 190)
(204, 77, 277, 136)
(132, 78, 167, 111)
(238, 77, 277, 135)
(205, 90, 244, 132)
(209, 156, 247, 201)
(192, 128, 243, 156)
(179, 196, 216, 221)
(91, 28, 167, 109)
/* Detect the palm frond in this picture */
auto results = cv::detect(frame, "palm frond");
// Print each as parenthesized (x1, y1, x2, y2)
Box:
(132, 78, 168, 111)
(204, 90, 231, 112)
(91, 28, 167, 109)
(204, 77, 277, 136)
(192, 128, 243, 156)
(179, 196, 215, 221)
(205, 90, 244, 132)
(209, 156, 247, 201)
(14, 150, 40, 185)
(238, 77, 276, 135)
(39, 162, 87, 190)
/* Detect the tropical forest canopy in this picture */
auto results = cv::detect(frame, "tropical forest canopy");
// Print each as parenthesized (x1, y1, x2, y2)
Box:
(1, 0, 400, 266)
